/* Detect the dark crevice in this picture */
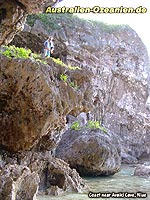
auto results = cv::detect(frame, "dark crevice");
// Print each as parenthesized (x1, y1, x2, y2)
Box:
(14, 0, 27, 11)
(0, 8, 6, 24)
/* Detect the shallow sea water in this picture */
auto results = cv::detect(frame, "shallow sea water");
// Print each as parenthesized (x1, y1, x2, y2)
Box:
(37, 165, 150, 200)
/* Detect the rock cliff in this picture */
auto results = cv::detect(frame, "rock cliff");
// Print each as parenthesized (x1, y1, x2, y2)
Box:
(1, 9, 150, 199)
(12, 13, 150, 162)
(0, 54, 92, 198)
(0, 56, 92, 152)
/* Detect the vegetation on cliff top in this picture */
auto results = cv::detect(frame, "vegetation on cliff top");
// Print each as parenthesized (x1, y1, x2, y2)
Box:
(26, 13, 130, 34)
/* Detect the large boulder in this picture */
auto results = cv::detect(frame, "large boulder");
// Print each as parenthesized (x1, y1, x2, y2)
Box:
(56, 129, 121, 176)
(0, 164, 40, 200)
(0, 56, 93, 152)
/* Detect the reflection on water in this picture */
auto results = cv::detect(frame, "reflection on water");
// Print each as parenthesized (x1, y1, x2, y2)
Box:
(37, 165, 150, 200)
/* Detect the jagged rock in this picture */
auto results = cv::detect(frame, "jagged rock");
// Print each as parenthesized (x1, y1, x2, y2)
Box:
(10, 32, 44, 54)
(0, 56, 93, 152)
(0, 164, 40, 200)
(1, 151, 86, 195)
(46, 157, 86, 194)
(28, 152, 86, 194)
(56, 129, 121, 176)
(0, 0, 59, 46)
(134, 164, 150, 177)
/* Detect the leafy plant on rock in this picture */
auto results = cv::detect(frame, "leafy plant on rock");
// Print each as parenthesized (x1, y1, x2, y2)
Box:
(70, 120, 107, 133)
(60, 73, 68, 82)
(0, 45, 47, 64)
(70, 121, 81, 130)
(87, 120, 108, 133)
(1, 45, 31, 59)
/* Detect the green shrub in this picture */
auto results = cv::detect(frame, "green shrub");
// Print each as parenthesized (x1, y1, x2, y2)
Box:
(26, 14, 38, 27)
(1, 45, 31, 59)
(69, 81, 78, 89)
(1, 45, 47, 64)
(87, 120, 101, 129)
(60, 73, 68, 82)
(51, 58, 81, 70)
(87, 120, 107, 133)
(70, 121, 81, 130)
(51, 58, 66, 67)
(70, 120, 107, 133)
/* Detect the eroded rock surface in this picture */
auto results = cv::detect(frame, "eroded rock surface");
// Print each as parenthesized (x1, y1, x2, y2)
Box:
(1, 151, 86, 196)
(0, 56, 93, 152)
(56, 129, 121, 176)
(0, 164, 40, 200)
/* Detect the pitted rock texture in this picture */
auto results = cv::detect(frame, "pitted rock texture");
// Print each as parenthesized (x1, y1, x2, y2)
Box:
(0, 164, 40, 200)
(0, 56, 93, 152)
(56, 129, 121, 176)
(0, 0, 58, 46)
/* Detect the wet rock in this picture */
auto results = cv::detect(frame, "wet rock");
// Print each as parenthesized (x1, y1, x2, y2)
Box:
(0, 164, 40, 200)
(0, 56, 93, 152)
(134, 164, 150, 177)
(56, 129, 121, 176)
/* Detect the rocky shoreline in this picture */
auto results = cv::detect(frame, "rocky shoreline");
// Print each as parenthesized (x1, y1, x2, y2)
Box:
(0, 1, 150, 199)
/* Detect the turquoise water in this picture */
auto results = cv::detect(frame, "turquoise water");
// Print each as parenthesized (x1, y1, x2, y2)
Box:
(37, 165, 150, 200)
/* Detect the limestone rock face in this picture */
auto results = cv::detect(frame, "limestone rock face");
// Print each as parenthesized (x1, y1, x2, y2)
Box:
(134, 164, 150, 177)
(0, 56, 93, 152)
(0, 164, 40, 200)
(0, 0, 58, 46)
(34, 16, 150, 163)
(56, 129, 121, 176)
(4, 14, 150, 162)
